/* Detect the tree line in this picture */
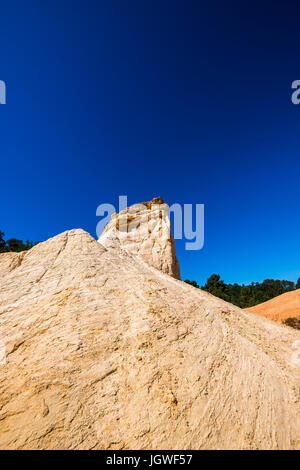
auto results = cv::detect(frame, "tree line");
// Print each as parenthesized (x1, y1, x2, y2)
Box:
(0, 230, 40, 253)
(185, 274, 300, 309)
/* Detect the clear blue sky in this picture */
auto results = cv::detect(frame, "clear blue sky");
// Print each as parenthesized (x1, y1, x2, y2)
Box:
(1, 1, 300, 285)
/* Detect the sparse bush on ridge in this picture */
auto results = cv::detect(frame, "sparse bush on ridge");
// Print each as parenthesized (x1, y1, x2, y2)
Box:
(283, 317, 300, 330)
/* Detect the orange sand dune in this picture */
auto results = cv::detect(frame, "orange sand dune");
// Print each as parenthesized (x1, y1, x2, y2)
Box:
(247, 289, 300, 322)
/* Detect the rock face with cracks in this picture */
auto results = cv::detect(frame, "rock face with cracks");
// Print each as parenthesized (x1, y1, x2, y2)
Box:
(98, 197, 181, 280)
(0, 212, 299, 449)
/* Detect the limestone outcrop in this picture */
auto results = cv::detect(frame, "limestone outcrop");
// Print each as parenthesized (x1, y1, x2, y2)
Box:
(0, 218, 299, 449)
(98, 197, 181, 280)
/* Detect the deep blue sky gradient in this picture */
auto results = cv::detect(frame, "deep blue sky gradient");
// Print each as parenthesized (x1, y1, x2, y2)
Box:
(1, 1, 300, 285)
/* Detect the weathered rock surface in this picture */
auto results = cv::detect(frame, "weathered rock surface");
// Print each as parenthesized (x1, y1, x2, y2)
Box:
(98, 197, 181, 280)
(246, 289, 300, 323)
(0, 228, 299, 450)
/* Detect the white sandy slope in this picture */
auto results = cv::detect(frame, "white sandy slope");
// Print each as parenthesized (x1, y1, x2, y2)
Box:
(0, 229, 299, 449)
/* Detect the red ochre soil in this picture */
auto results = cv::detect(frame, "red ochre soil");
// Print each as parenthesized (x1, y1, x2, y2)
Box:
(246, 289, 300, 322)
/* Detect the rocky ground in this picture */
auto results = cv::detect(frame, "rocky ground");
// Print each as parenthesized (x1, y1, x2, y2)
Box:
(0, 200, 299, 450)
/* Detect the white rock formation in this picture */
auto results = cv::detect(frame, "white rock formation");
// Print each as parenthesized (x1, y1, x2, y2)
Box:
(98, 197, 181, 280)
(0, 217, 299, 449)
